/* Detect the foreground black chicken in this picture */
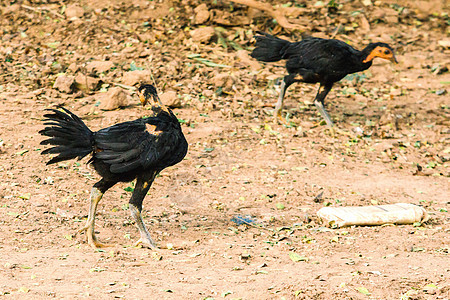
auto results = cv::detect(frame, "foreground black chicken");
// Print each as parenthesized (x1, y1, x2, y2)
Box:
(39, 84, 188, 248)
(251, 32, 397, 126)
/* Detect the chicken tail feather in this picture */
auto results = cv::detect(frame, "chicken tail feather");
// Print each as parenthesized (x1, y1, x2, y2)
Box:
(250, 31, 292, 62)
(39, 107, 94, 165)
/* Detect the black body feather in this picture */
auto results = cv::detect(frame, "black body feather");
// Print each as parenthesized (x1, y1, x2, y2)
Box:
(250, 32, 396, 126)
(39, 84, 188, 248)
(40, 106, 188, 183)
(39, 108, 94, 164)
(251, 32, 375, 83)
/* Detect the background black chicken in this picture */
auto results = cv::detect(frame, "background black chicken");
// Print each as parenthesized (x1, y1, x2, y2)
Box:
(251, 32, 397, 126)
(39, 84, 188, 248)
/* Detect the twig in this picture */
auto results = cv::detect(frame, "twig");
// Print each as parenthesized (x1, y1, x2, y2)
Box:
(21, 4, 65, 19)
(235, 217, 275, 232)
(150, 73, 158, 93)
(228, 0, 303, 31)
(0, 64, 27, 78)
(330, 24, 342, 39)
(0, 69, 22, 78)
(111, 82, 137, 91)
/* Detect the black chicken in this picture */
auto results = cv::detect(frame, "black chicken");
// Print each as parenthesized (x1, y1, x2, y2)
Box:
(251, 32, 397, 126)
(39, 84, 188, 248)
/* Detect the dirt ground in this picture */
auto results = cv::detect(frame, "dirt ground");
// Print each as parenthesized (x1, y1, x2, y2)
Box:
(0, 0, 449, 299)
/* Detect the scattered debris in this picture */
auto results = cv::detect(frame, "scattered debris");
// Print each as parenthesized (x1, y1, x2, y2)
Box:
(289, 252, 308, 262)
(98, 87, 130, 110)
(160, 90, 182, 108)
(231, 215, 256, 226)
(227, 0, 305, 31)
(0, 0, 448, 297)
(193, 4, 210, 24)
(74, 74, 101, 92)
(64, 3, 84, 19)
(313, 191, 324, 203)
(317, 203, 429, 228)
(211, 73, 235, 88)
(121, 70, 153, 86)
(86, 61, 115, 74)
(235, 50, 261, 71)
(53, 75, 75, 93)
(189, 27, 216, 43)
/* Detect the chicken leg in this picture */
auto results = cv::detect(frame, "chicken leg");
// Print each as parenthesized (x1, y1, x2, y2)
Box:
(129, 172, 158, 249)
(78, 187, 110, 248)
(314, 84, 334, 127)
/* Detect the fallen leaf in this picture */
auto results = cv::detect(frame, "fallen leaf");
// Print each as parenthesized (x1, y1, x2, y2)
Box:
(411, 247, 425, 252)
(19, 193, 31, 200)
(400, 289, 419, 300)
(15, 149, 29, 156)
(289, 252, 308, 262)
(423, 283, 438, 291)
(20, 265, 32, 269)
(89, 267, 106, 272)
(276, 203, 285, 210)
(356, 286, 370, 295)
(187, 54, 231, 68)
(47, 42, 60, 49)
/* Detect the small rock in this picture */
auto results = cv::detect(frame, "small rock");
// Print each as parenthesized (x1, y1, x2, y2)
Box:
(190, 27, 215, 43)
(121, 70, 152, 86)
(432, 64, 448, 75)
(313, 1, 326, 8)
(202, 90, 214, 97)
(389, 88, 402, 96)
(67, 62, 79, 73)
(371, 8, 385, 20)
(65, 4, 84, 19)
(353, 126, 364, 136)
(438, 40, 450, 49)
(359, 15, 370, 32)
(213, 12, 250, 26)
(86, 61, 115, 74)
(138, 48, 152, 58)
(56, 208, 75, 219)
(385, 15, 399, 23)
(160, 91, 182, 108)
(236, 50, 261, 71)
(193, 4, 210, 24)
(2, 3, 21, 14)
(98, 87, 130, 111)
(74, 73, 101, 91)
(211, 73, 235, 88)
(122, 46, 137, 54)
(194, 4, 208, 13)
(53, 75, 75, 93)
(436, 89, 447, 96)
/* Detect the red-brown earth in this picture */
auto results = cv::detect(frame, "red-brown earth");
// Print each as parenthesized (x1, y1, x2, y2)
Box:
(0, 0, 449, 299)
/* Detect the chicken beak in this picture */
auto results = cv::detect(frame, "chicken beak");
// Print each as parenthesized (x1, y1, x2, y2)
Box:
(140, 93, 148, 106)
(391, 54, 398, 64)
